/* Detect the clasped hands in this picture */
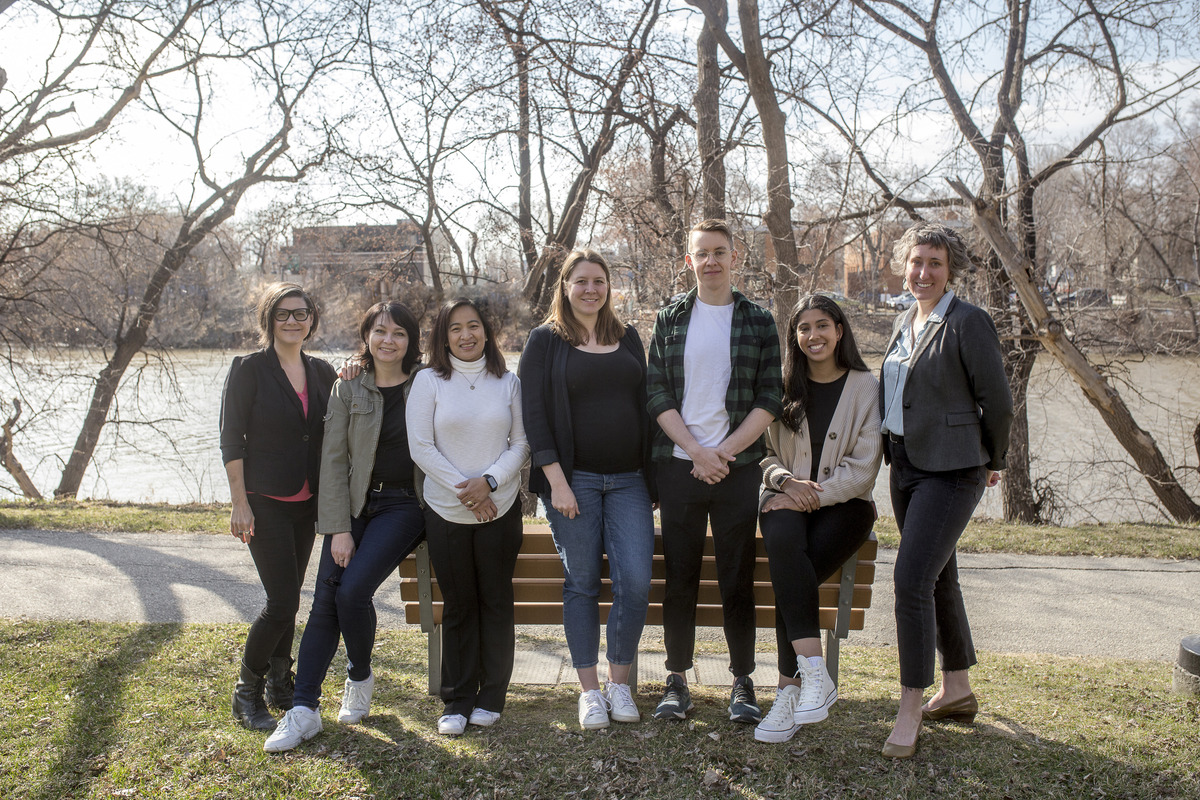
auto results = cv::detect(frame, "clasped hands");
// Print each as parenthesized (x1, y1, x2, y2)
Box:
(762, 476, 824, 513)
(456, 476, 497, 522)
(688, 444, 737, 485)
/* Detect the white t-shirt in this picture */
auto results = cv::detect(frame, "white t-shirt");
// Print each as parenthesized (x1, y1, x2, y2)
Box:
(674, 297, 734, 459)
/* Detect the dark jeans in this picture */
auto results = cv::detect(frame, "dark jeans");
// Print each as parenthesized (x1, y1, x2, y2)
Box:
(293, 487, 425, 710)
(759, 498, 875, 677)
(425, 501, 523, 716)
(657, 458, 761, 678)
(243, 494, 317, 672)
(889, 438, 987, 688)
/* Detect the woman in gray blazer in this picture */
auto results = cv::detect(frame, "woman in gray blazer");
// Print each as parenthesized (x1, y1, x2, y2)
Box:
(878, 223, 1012, 758)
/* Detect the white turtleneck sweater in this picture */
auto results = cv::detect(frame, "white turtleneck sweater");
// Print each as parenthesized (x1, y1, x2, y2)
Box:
(406, 354, 529, 524)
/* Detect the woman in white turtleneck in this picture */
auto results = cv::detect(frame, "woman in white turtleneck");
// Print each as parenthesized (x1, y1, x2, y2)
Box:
(406, 297, 529, 737)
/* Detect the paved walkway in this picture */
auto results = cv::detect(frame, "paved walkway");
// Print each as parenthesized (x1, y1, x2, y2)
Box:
(3, 528, 1198, 687)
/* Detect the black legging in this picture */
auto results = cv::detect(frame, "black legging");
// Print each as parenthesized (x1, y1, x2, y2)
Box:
(243, 494, 316, 671)
(759, 498, 874, 677)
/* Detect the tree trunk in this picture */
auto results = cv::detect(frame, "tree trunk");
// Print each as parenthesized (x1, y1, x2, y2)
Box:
(695, 12, 725, 220)
(1, 399, 42, 500)
(951, 178, 1200, 522)
(1000, 340, 1040, 522)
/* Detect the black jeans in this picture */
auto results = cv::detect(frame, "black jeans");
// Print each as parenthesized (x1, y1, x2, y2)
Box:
(243, 494, 317, 672)
(425, 502, 523, 716)
(657, 458, 761, 678)
(889, 438, 986, 688)
(759, 498, 875, 677)
(293, 487, 425, 709)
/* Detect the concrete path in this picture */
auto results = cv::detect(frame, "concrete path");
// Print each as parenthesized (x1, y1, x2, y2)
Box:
(3, 528, 1198, 687)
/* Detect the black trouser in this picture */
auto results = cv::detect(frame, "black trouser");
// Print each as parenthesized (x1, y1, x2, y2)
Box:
(424, 502, 523, 716)
(759, 498, 875, 677)
(657, 458, 761, 678)
(243, 494, 317, 672)
(889, 439, 986, 688)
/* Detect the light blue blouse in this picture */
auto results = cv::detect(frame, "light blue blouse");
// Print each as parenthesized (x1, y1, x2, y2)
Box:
(880, 289, 956, 436)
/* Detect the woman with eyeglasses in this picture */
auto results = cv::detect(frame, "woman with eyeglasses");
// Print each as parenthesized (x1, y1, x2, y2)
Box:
(220, 282, 337, 731)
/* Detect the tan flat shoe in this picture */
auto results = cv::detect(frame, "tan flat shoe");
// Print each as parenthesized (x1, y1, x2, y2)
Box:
(882, 722, 921, 759)
(921, 692, 978, 723)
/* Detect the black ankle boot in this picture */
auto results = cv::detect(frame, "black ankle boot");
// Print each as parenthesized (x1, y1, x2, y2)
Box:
(266, 656, 296, 710)
(232, 661, 277, 731)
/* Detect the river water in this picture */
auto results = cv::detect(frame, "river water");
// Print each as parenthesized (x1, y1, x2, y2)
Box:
(2, 349, 1198, 524)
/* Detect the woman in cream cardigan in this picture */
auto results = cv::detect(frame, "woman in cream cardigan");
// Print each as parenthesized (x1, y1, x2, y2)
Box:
(753, 294, 882, 744)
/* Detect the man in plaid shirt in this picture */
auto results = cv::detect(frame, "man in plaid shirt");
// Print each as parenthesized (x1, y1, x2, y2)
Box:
(646, 219, 783, 724)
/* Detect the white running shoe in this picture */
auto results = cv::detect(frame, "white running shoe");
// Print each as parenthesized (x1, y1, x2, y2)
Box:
(437, 713, 468, 735)
(578, 688, 610, 730)
(337, 672, 375, 724)
(468, 708, 501, 727)
(795, 657, 837, 724)
(603, 682, 640, 723)
(264, 705, 322, 752)
(754, 686, 801, 743)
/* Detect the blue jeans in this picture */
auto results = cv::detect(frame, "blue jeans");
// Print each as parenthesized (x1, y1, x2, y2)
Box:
(544, 470, 654, 669)
(293, 487, 424, 709)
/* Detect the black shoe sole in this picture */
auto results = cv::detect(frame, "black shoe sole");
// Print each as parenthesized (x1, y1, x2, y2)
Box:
(653, 703, 694, 720)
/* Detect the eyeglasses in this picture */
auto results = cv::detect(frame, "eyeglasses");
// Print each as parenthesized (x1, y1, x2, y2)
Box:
(273, 307, 311, 322)
(689, 248, 731, 263)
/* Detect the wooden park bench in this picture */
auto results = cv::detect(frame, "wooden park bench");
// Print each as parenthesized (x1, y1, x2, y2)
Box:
(397, 524, 877, 695)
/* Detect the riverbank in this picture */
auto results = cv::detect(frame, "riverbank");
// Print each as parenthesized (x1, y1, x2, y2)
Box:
(2, 499, 1198, 560)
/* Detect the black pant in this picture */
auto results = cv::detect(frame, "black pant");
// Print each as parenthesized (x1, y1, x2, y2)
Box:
(889, 439, 986, 688)
(657, 458, 760, 678)
(243, 494, 317, 671)
(759, 498, 874, 677)
(425, 502, 523, 716)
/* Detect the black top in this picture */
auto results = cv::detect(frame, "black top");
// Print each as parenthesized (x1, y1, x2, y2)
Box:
(219, 348, 337, 496)
(369, 382, 416, 488)
(518, 323, 656, 500)
(566, 347, 644, 474)
(805, 372, 848, 483)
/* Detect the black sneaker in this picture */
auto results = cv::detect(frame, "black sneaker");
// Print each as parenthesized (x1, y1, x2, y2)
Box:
(728, 675, 761, 724)
(653, 674, 694, 720)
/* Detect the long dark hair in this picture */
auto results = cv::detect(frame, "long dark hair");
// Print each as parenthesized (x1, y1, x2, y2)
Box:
(353, 301, 422, 374)
(428, 297, 507, 379)
(780, 294, 869, 432)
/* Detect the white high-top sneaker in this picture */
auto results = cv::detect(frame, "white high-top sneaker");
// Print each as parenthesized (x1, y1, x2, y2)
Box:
(794, 656, 837, 724)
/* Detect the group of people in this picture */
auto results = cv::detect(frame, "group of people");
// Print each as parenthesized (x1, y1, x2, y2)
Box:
(219, 218, 1012, 760)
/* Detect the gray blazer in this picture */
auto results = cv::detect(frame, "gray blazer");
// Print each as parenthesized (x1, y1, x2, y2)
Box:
(880, 295, 1013, 472)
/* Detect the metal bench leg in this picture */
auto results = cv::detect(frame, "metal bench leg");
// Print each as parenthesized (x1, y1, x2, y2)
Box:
(628, 651, 639, 695)
(427, 624, 442, 696)
(826, 550, 858, 688)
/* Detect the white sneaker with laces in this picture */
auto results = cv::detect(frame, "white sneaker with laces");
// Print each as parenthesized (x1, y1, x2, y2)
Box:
(338, 672, 375, 724)
(468, 708, 501, 727)
(578, 688, 610, 730)
(264, 705, 322, 752)
(603, 682, 640, 723)
(754, 686, 801, 743)
(437, 713, 468, 735)
(795, 656, 837, 724)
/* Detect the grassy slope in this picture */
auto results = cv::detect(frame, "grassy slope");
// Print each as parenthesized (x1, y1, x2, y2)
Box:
(1, 621, 1197, 800)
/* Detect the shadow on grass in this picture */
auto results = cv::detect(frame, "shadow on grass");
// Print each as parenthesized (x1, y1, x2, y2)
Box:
(31, 623, 183, 800)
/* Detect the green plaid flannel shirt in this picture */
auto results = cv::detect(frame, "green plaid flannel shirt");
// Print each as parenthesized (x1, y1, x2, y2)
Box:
(646, 288, 783, 465)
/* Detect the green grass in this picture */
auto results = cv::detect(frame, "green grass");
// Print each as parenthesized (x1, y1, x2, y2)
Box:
(4, 499, 1199, 560)
(0, 621, 1196, 799)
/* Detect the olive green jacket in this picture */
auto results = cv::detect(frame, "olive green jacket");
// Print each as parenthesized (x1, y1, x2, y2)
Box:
(317, 365, 425, 535)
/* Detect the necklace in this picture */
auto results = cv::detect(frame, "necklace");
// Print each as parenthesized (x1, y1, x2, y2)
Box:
(463, 370, 483, 391)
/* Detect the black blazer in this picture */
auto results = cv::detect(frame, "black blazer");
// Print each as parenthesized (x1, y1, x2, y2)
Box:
(518, 323, 656, 500)
(880, 295, 1013, 472)
(219, 348, 337, 496)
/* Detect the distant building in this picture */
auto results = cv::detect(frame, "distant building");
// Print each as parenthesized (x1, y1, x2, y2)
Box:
(279, 222, 430, 295)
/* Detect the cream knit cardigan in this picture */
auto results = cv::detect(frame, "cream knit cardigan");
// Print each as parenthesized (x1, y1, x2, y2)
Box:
(760, 368, 882, 507)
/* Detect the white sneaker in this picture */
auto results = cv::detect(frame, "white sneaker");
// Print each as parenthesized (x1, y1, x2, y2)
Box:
(754, 686, 801, 743)
(468, 708, 501, 727)
(264, 705, 322, 752)
(437, 713, 468, 735)
(795, 657, 837, 724)
(603, 682, 640, 723)
(337, 672, 375, 724)
(578, 688, 610, 730)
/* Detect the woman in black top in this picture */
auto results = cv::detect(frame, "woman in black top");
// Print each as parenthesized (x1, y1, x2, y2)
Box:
(219, 282, 336, 730)
(519, 248, 655, 730)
